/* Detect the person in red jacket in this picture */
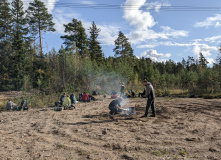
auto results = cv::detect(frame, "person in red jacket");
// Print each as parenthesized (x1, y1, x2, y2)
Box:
(82, 92, 90, 102)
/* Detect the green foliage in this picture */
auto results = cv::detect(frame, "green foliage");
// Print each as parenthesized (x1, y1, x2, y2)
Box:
(203, 93, 221, 99)
(152, 149, 169, 157)
(0, 9, 221, 97)
(88, 21, 103, 65)
(0, 0, 13, 41)
(61, 18, 88, 57)
(10, 0, 30, 90)
(113, 31, 134, 59)
(26, 0, 55, 56)
(179, 149, 187, 157)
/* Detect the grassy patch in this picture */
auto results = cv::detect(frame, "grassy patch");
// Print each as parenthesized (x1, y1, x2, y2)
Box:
(152, 149, 169, 157)
(179, 149, 187, 157)
(203, 93, 221, 99)
(56, 144, 65, 149)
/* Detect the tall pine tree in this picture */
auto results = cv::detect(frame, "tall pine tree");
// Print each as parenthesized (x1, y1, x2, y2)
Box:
(199, 52, 208, 68)
(0, 0, 12, 41)
(113, 31, 133, 59)
(88, 21, 103, 65)
(26, 0, 55, 57)
(11, 0, 30, 90)
(0, 0, 13, 90)
(61, 18, 88, 57)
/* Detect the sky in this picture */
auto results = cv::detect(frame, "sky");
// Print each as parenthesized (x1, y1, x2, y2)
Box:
(10, 0, 221, 65)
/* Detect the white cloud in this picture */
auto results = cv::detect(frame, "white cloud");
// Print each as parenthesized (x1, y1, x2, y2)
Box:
(123, 0, 156, 30)
(53, 7, 120, 46)
(206, 58, 215, 64)
(145, 1, 171, 12)
(194, 14, 221, 28)
(159, 26, 188, 39)
(204, 35, 221, 43)
(138, 43, 158, 48)
(97, 25, 120, 46)
(9, 0, 59, 13)
(192, 43, 217, 65)
(41, 0, 59, 13)
(80, 1, 96, 5)
(128, 28, 188, 45)
(141, 49, 171, 62)
(53, 8, 81, 35)
(193, 44, 217, 57)
(122, 0, 188, 44)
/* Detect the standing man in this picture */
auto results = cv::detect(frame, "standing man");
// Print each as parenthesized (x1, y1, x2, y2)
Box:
(141, 79, 156, 117)
(120, 83, 125, 97)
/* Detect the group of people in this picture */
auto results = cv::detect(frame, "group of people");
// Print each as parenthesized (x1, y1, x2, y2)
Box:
(109, 79, 156, 118)
(6, 98, 28, 111)
(120, 84, 136, 98)
(6, 79, 156, 118)
(59, 93, 78, 109)
(58, 92, 96, 109)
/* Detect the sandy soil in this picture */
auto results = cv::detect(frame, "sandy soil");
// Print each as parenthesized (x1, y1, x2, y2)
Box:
(0, 96, 220, 160)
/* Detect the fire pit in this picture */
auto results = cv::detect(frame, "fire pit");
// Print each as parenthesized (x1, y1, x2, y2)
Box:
(122, 106, 136, 115)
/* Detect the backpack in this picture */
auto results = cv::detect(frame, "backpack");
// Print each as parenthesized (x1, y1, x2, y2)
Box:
(54, 101, 62, 111)
(21, 99, 28, 111)
(70, 94, 76, 103)
(92, 91, 98, 95)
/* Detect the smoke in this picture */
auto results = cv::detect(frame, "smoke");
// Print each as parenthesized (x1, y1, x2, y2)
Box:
(89, 71, 128, 95)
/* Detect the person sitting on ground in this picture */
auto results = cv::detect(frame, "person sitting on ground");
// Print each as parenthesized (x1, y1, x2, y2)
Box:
(82, 92, 90, 102)
(70, 93, 78, 104)
(131, 89, 136, 97)
(127, 90, 132, 98)
(92, 90, 98, 95)
(111, 91, 119, 99)
(63, 95, 72, 109)
(6, 99, 16, 111)
(60, 93, 66, 105)
(138, 88, 146, 97)
(89, 94, 96, 101)
(108, 97, 123, 115)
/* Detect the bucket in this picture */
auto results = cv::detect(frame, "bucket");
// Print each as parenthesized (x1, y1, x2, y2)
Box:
(126, 107, 136, 115)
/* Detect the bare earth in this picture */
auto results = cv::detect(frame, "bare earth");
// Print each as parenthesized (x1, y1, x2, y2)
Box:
(0, 96, 220, 160)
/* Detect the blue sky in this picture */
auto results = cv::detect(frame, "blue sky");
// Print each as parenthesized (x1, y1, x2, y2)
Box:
(12, 0, 221, 65)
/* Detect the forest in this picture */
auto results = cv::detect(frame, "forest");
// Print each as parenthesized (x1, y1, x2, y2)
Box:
(1, 0, 221, 98)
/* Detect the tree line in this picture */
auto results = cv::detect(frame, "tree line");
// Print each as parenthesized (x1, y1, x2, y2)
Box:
(0, 0, 221, 96)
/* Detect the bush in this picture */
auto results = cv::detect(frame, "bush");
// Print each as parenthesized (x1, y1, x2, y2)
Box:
(155, 89, 170, 97)
(203, 93, 221, 99)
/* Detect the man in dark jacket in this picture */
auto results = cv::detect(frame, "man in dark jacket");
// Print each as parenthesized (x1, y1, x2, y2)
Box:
(109, 97, 123, 115)
(141, 79, 156, 118)
(60, 93, 66, 105)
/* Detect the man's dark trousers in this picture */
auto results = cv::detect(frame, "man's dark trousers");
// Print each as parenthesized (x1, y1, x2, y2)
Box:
(144, 99, 155, 116)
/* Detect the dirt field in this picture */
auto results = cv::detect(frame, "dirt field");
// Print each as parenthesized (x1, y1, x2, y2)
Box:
(0, 96, 220, 160)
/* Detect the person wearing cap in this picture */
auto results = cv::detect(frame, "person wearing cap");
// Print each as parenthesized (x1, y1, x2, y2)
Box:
(108, 97, 123, 115)
(141, 79, 156, 117)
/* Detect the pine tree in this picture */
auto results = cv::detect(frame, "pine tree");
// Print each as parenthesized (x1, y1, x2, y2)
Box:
(113, 31, 133, 59)
(11, 0, 30, 90)
(199, 52, 208, 68)
(0, 0, 14, 90)
(61, 18, 88, 57)
(26, 0, 55, 57)
(88, 21, 103, 65)
(0, 0, 13, 41)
